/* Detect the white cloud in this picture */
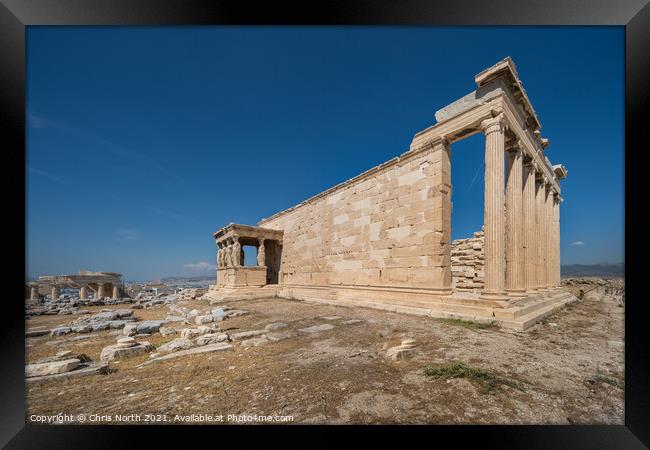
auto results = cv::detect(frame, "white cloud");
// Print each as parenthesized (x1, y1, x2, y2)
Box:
(184, 262, 216, 271)
(570, 241, 585, 246)
(117, 228, 141, 241)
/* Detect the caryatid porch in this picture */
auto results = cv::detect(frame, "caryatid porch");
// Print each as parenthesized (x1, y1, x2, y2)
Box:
(214, 224, 283, 288)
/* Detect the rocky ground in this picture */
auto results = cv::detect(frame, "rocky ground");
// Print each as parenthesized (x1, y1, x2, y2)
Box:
(25, 279, 624, 425)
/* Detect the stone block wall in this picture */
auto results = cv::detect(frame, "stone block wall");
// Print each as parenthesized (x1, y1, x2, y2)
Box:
(450, 228, 485, 292)
(259, 143, 451, 290)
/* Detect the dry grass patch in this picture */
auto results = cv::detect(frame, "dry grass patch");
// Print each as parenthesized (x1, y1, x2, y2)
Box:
(423, 362, 522, 393)
(438, 318, 499, 331)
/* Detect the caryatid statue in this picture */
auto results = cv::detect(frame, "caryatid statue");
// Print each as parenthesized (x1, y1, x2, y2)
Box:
(232, 238, 241, 267)
(217, 242, 224, 268)
(224, 241, 233, 268)
(240, 247, 245, 266)
(257, 238, 266, 266)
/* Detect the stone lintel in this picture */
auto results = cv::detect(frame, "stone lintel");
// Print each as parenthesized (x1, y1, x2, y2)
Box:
(213, 223, 284, 245)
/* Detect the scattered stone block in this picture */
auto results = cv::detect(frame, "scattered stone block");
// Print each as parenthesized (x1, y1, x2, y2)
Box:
(195, 333, 229, 346)
(386, 339, 418, 360)
(224, 309, 249, 318)
(230, 329, 267, 341)
(71, 324, 93, 333)
(136, 320, 165, 334)
(321, 316, 342, 321)
(298, 324, 335, 334)
(265, 331, 295, 342)
(241, 337, 269, 348)
(91, 322, 110, 332)
(26, 362, 109, 382)
(158, 338, 193, 353)
(114, 309, 134, 319)
(26, 358, 81, 377)
(264, 322, 288, 331)
(195, 315, 214, 325)
(50, 327, 72, 337)
(342, 319, 363, 325)
(136, 342, 234, 367)
(180, 327, 213, 339)
(26, 330, 49, 338)
(100, 342, 153, 361)
(123, 323, 138, 336)
(159, 327, 176, 337)
(211, 308, 226, 320)
(117, 336, 138, 347)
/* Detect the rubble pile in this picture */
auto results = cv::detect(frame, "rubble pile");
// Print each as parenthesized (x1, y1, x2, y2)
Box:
(26, 294, 134, 317)
(450, 229, 485, 292)
(176, 288, 208, 301)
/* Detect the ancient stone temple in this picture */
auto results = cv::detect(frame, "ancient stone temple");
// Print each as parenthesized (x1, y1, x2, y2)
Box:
(29, 271, 125, 300)
(206, 57, 575, 329)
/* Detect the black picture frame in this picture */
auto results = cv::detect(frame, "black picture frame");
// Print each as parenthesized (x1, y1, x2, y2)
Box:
(2, 0, 647, 447)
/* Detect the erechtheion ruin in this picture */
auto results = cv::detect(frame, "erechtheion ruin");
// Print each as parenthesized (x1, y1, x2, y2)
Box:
(206, 57, 576, 329)
(27, 271, 125, 301)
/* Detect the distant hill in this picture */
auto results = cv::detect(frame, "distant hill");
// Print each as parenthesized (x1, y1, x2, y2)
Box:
(561, 262, 624, 277)
(160, 276, 214, 283)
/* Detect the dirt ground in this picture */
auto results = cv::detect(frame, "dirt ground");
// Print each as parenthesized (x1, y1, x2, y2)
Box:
(25, 280, 624, 425)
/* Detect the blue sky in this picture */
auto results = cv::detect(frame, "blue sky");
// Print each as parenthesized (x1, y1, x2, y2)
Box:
(26, 26, 624, 281)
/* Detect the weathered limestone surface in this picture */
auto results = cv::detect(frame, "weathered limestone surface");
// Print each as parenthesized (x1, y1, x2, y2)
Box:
(259, 138, 452, 292)
(25, 358, 80, 378)
(451, 229, 484, 292)
(523, 160, 538, 293)
(505, 145, 526, 296)
(480, 114, 507, 300)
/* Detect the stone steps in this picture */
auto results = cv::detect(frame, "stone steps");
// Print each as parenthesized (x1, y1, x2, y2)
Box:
(495, 292, 569, 320)
(496, 292, 578, 330)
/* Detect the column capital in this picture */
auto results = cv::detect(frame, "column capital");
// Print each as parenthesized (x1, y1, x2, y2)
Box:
(480, 114, 506, 136)
(523, 155, 536, 169)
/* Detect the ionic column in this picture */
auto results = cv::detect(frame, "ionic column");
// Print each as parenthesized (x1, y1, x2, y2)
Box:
(79, 286, 88, 299)
(554, 195, 561, 286)
(535, 175, 548, 291)
(30, 286, 39, 300)
(257, 238, 266, 266)
(51, 285, 60, 299)
(112, 284, 119, 298)
(97, 283, 105, 299)
(522, 159, 538, 293)
(544, 186, 553, 288)
(480, 114, 508, 300)
(505, 144, 526, 296)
